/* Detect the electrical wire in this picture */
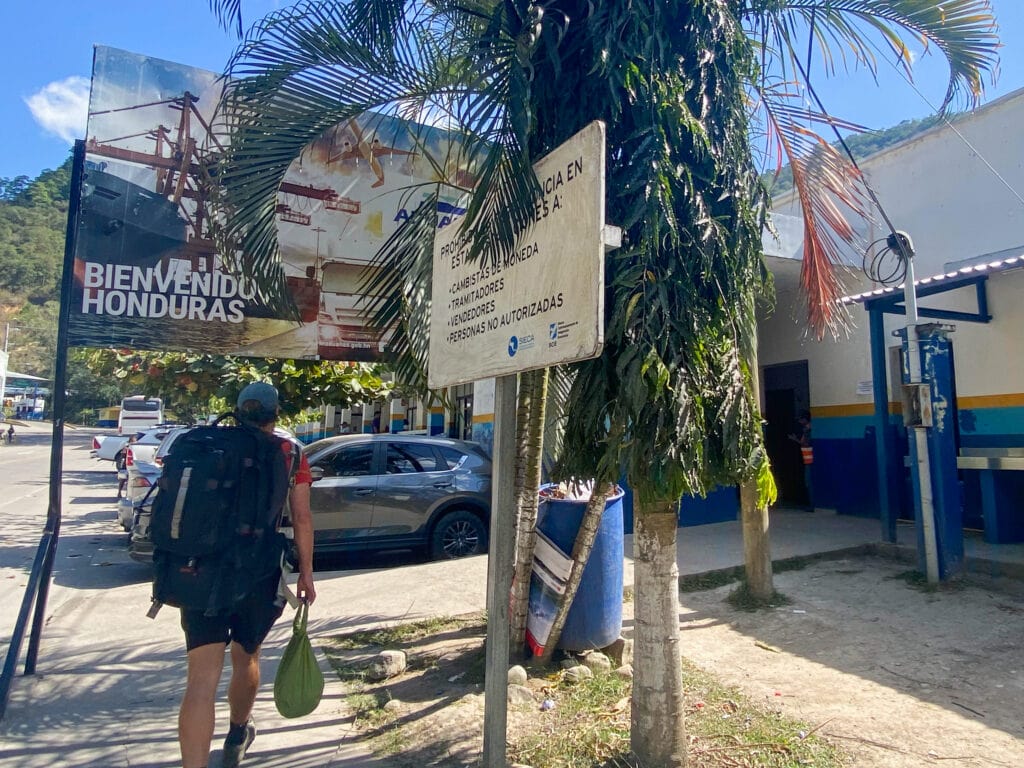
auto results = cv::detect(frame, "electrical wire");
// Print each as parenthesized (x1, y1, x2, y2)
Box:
(790, 51, 911, 272)
(857, 30, 1024, 212)
(863, 236, 906, 287)
(790, 13, 1019, 288)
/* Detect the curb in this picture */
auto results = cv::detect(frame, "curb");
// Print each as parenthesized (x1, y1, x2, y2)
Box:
(676, 541, 1024, 595)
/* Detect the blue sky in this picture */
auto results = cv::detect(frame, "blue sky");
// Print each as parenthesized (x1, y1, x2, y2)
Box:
(2, 0, 1021, 180)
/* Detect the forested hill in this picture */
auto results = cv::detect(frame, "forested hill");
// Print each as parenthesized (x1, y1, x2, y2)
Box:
(0, 156, 73, 306)
(764, 113, 955, 195)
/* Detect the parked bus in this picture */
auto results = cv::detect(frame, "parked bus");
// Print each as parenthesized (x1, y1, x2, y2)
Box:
(97, 406, 120, 428)
(118, 396, 163, 434)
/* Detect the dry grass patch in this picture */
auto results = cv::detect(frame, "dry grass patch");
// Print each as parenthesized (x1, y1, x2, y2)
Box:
(323, 614, 847, 767)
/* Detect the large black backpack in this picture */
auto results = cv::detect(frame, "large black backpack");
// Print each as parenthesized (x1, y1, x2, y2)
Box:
(148, 413, 299, 617)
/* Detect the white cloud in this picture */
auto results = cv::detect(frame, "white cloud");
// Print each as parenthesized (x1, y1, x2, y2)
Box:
(25, 76, 90, 143)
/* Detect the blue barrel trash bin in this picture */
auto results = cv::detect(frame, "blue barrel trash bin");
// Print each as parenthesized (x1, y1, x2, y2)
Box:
(529, 484, 625, 653)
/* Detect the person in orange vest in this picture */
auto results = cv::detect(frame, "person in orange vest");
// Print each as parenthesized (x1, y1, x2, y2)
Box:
(789, 411, 813, 511)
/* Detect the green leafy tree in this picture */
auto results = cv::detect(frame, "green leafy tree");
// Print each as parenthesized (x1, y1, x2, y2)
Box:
(208, 1, 998, 763)
(0, 156, 73, 304)
(65, 348, 127, 423)
(2, 301, 59, 378)
(81, 349, 393, 424)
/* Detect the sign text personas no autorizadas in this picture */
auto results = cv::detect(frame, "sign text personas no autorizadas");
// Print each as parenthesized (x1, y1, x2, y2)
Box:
(428, 121, 606, 388)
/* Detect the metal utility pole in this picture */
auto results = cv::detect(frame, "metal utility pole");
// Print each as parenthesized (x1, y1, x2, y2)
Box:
(0, 324, 9, 414)
(894, 232, 940, 585)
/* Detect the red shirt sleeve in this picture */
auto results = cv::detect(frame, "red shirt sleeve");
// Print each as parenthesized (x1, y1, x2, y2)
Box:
(280, 440, 313, 485)
(295, 453, 313, 485)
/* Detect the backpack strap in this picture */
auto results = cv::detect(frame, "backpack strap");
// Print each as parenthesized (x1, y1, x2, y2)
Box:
(285, 440, 301, 488)
(212, 411, 239, 426)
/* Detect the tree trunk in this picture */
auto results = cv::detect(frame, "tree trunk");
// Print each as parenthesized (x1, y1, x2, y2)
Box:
(740, 479, 773, 599)
(537, 480, 614, 665)
(510, 368, 548, 649)
(631, 496, 686, 767)
(740, 331, 773, 599)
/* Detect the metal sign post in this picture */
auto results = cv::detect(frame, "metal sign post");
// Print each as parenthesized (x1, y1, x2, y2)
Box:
(481, 373, 517, 767)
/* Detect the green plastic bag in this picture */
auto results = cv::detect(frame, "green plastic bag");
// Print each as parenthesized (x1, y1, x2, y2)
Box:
(274, 602, 324, 718)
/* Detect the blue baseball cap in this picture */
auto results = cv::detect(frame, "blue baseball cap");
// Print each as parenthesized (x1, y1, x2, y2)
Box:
(237, 382, 280, 417)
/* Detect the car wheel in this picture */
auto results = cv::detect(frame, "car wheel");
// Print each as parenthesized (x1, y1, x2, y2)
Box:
(430, 510, 488, 560)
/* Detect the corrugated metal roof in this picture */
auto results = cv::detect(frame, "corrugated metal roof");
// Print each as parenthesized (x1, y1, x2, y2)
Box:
(841, 255, 1023, 306)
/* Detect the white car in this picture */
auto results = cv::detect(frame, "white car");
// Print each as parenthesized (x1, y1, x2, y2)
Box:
(91, 433, 131, 462)
(116, 426, 190, 530)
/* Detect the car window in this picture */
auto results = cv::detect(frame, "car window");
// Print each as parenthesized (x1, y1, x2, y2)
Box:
(384, 443, 442, 474)
(439, 447, 469, 470)
(322, 444, 375, 477)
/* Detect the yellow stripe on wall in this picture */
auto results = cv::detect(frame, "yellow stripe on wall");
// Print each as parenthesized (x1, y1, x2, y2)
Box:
(958, 393, 1024, 409)
(812, 393, 1024, 419)
(811, 403, 887, 418)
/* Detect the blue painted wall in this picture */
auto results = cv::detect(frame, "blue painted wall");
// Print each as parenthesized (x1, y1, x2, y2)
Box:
(814, 404, 1024, 530)
(621, 484, 738, 534)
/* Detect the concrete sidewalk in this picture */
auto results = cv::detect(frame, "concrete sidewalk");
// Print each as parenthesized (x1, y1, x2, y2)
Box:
(2, 430, 1016, 767)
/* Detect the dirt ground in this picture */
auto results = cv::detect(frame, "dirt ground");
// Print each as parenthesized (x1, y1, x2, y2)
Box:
(334, 554, 1024, 767)
(674, 556, 1024, 767)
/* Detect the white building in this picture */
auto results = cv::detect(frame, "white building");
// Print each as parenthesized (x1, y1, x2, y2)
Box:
(760, 87, 1024, 541)
(309, 88, 1024, 539)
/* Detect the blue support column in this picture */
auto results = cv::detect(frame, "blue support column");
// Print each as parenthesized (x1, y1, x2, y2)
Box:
(920, 327, 963, 577)
(869, 309, 897, 542)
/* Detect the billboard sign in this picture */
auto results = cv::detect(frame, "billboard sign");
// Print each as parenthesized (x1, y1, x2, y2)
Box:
(428, 121, 606, 388)
(69, 46, 475, 360)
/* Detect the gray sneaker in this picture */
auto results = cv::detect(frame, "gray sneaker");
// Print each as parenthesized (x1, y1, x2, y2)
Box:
(222, 719, 256, 768)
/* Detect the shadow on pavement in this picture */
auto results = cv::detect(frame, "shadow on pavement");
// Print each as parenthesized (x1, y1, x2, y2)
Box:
(0, 636, 355, 768)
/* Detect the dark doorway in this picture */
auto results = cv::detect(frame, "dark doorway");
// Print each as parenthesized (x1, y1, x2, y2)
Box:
(452, 383, 473, 441)
(763, 361, 811, 507)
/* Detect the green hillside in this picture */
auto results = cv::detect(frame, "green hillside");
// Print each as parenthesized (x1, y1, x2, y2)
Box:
(763, 113, 955, 195)
(1, 156, 74, 403)
(0, 158, 73, 305)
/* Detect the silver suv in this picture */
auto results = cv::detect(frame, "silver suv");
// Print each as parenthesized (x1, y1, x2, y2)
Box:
(303, 434, 492, 559)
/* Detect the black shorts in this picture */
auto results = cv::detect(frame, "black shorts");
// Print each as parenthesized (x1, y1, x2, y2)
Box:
(180, 572, 285, 655)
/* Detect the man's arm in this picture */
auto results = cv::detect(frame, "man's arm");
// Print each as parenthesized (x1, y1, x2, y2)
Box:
(289, 480, 317, 604)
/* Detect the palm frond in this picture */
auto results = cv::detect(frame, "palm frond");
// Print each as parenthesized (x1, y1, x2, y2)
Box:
(212, 0, 543, 382)
(745, 0, 999, 111)
(208, 0, 243, 37)
(212, 1, 475, 313)
(754, 83, 873, 338)
(359, 189, 439, 397)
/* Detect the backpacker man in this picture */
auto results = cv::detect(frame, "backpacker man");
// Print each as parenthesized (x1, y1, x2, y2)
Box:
(177, 382, 316, 768)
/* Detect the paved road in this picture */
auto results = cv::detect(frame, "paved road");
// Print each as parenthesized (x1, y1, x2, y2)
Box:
(0, 422, 474, 767)
(0, 421, 91, 646)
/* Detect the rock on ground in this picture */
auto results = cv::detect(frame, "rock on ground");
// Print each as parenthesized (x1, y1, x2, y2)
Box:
(508, 664, 528, 686)
(581, 651, 612, 672)
(367, 649, 407, 681)
(507, 684, 535, 707)
(563, 665, 593, 684)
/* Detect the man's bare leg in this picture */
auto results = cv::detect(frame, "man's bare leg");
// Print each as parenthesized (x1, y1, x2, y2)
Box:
(227, 641, 261, 727)
(179, 643, 227, 768)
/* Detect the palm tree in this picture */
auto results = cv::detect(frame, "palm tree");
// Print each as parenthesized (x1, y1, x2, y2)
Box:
(207, 1, 998, 764)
